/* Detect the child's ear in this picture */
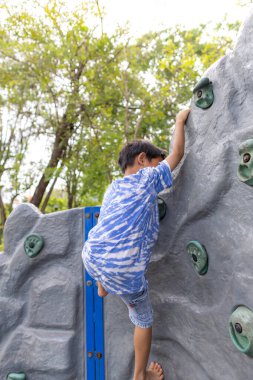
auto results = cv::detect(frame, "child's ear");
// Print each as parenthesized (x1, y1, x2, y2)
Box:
(137, 152, 146, 166)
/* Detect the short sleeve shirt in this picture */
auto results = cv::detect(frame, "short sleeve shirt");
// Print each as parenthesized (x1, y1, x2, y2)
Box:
(82, 160, 173, 295)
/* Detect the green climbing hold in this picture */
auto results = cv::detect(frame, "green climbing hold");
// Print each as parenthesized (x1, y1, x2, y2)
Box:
(193, 77, 214, 109)
(186, 241, 208, 275)
(229, 306, 253, 357)
(158, 196, 167, 221)
(237, 139, 253, 186)
(24, 233, 44, 258)
(7, 373, 26, 380)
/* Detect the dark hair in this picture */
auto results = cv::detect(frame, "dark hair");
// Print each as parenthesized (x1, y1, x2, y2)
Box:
(118, 139, 166, 173)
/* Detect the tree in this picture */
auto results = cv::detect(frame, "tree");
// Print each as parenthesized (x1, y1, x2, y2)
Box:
(0, 0, 116, 208)
(0, 0, 241, 215)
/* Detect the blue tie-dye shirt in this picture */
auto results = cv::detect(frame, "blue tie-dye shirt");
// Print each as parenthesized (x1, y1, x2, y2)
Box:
(82, 160, 173, 295)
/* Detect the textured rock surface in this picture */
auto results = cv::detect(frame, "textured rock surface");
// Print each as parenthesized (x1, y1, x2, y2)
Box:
(0, 204, 84, 380)
(104, 10, 253, 380)
(2, 10, 253, 380)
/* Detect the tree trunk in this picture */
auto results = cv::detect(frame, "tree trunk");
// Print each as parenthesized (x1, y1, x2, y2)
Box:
(67, 192, 74, 209)
(66, 177, 76, 209)
(40, 175, 59, 213)
(30, 60, 85, 208)
(134, 114, 144, 139)
(30, 115, 73, 207)
(0, 190, 6, 226)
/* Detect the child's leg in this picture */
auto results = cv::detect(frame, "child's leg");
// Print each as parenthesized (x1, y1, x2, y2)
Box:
(133, 326, 152, 379)
(119, 289, 164, 380)
(97, 281, 108, 297)
(133, 326, 164, 380)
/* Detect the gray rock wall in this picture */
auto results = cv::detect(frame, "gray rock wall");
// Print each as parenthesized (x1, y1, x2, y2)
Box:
(104, 9, 253, 380)
(0, 204, 85, 380)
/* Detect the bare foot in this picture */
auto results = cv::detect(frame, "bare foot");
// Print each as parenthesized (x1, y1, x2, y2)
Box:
(146, 362, 164, 380)
(97, 281, 108, 297)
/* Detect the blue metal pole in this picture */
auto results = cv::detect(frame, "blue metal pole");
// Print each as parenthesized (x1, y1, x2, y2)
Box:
(93, 207, 105, 380)
(84, 207, 105, 380)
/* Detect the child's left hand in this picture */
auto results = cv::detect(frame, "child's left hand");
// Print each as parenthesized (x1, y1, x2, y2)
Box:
(176, 108, 191, 124)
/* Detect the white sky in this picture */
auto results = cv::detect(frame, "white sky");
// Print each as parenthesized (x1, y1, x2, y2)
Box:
(4, 0, 250, 41)
(99, 0, 248, 36)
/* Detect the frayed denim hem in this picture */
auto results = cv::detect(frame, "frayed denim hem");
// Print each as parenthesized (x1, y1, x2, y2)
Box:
(129, 314, 153, 329)
(119, 287, 153, 328)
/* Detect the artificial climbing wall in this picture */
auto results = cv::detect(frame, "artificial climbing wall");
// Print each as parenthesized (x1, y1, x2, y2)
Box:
(2, 10, 253, 380)
(0, 204, 85, 379)
(104, 9, 253, 380)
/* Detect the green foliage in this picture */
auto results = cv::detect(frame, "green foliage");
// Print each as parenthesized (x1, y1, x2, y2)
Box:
(44, 193, 68, 213)
(0, 0, 242, 214)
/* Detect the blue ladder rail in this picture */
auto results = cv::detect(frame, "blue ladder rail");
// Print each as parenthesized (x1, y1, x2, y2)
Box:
(84, 207, 105, 380)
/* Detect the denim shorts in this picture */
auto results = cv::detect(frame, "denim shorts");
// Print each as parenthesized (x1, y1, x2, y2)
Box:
(119, 287, 153, 328)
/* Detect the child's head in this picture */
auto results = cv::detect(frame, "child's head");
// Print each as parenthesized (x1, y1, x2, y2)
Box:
(118, 139, 166, 174)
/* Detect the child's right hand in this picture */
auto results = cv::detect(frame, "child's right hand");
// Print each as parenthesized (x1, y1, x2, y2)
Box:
(176, 108, 191, 124)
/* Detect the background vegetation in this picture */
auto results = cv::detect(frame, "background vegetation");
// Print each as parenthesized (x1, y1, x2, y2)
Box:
(0, 0, 244, 249)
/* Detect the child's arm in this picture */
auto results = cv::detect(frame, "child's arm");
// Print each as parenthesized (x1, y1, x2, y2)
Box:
(166, 108, 190, 171)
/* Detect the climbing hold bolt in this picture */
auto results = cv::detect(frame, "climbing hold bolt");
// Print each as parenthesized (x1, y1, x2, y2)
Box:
(243, 153, 251, 163)
(229, 306, 253, 356)
(24, 234, 44, 258)
(95, 212, 100, 218)
(186, 241, 208, 275)
(235, 323, 243, 334)
(158, 196, 167, 221)
(237, 139, 253, 186)
(7, 373, 26, 380)
(193, 77, 214, 109)
(197, 90, 202, 98)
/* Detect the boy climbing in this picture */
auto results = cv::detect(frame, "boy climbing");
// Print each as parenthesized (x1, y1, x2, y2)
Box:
(82, 108, 190, 380)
